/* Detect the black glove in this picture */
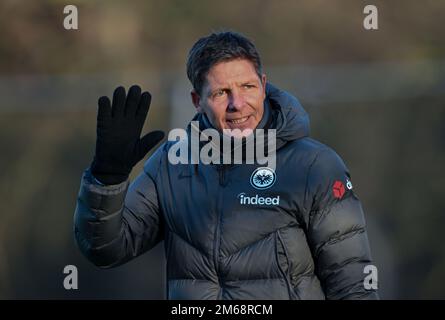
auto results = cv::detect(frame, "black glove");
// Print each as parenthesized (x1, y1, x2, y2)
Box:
(90, 85, 165, 185)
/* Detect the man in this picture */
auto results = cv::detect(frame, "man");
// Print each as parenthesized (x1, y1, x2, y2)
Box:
(74, 31, 378, 299)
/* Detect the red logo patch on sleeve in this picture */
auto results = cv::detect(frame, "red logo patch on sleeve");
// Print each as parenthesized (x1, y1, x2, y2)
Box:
(332, 180, 345, 199)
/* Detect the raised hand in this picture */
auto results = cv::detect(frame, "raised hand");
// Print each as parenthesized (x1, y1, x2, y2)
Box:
(91, 85, 164, 185)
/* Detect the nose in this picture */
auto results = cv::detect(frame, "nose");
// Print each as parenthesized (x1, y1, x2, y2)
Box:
(227, 90, 245, 112)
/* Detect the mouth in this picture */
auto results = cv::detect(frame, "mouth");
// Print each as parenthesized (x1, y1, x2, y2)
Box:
(226, 115, 250, 125)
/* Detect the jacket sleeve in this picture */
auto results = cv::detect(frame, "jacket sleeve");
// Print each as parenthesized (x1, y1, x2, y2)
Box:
(304, 148, 379, 299)
(74, 147, 165, 268)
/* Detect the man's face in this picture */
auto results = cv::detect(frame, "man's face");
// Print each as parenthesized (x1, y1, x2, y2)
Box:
(191, 58, 266, 138)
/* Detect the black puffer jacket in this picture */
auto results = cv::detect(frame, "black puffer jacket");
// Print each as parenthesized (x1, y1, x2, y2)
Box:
(74, 84, 378, 300)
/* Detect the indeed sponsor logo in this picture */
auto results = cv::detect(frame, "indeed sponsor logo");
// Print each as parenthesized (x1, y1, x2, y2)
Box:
(237, 193, 280, 206)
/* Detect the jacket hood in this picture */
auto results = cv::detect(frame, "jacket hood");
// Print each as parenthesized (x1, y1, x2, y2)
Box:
(265, 83, 310, 149)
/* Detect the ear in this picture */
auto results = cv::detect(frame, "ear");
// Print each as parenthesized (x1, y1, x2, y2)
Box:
(261, 74, 267, 97)
(191, 90, 203, 113)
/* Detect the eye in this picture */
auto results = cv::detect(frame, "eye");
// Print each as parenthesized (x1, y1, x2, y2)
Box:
(214, 89, 226, 97)
(243, 84, 255, 89)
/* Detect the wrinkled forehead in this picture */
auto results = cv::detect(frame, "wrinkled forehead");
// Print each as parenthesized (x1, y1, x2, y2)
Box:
(204, 59, 261, 89)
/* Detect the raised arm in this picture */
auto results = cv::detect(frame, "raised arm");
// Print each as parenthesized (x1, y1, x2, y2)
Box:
(73, 85, 164, 268)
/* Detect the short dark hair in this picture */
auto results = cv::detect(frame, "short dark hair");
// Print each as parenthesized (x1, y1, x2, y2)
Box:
(186, 31, 263, 95)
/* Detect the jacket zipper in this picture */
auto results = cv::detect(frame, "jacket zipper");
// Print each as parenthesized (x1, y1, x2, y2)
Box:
(165, 231, 173, 299)
(213, 164, 227, 298)
(217, 164, 226, 186)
